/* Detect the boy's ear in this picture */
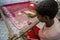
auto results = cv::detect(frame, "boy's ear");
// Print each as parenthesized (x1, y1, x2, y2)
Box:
(44, 16, 50, 21)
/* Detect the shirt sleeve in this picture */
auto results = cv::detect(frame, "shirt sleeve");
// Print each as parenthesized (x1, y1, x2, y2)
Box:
(39, 28, 60, 40)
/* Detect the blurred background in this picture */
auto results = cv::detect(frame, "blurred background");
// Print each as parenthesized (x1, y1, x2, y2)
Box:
(0, 0, 60, 19)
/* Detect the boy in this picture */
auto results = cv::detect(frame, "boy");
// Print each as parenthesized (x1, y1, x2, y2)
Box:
(36, 0, 60, 40)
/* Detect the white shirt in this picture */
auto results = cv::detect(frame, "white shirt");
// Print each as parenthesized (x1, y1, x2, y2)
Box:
(39, 17, 60, 40)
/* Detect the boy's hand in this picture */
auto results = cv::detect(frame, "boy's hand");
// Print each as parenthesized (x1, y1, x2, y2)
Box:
(39, 29, 47, 40)
(39, 30, 43, 37)
(39, 30, 45, 40)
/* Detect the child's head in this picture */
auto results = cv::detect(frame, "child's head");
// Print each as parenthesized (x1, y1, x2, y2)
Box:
(36, 0, 58, 22)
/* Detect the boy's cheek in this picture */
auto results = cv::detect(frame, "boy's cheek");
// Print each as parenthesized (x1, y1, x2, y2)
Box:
(37, 16, 45, 22)
(37, 16, 41, 21)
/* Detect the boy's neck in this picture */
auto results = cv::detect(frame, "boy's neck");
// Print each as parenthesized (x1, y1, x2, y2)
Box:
(46, 19, 54, 27)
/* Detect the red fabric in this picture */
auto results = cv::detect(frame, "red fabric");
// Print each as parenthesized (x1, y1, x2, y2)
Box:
(3, 1, 30, 7)
(27, 25, 40, 39)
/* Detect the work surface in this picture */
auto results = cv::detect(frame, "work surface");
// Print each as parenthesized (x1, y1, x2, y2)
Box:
(0, 1, 45, 40)
(0, 19, 45, 40)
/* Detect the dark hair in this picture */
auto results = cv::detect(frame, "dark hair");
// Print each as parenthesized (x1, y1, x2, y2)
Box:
(36, 0, 58, 19)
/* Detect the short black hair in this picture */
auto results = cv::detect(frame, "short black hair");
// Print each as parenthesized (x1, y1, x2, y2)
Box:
(36, 0, 58, 19)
